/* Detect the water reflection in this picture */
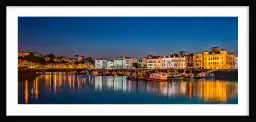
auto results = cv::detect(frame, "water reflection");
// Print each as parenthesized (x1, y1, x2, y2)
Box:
(20, 72, 238, 104)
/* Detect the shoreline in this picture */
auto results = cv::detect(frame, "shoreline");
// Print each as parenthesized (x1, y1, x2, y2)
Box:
(18, 68, 238, 81)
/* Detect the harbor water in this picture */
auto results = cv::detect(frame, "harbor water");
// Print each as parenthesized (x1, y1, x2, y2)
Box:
(18, 72, 238, 104)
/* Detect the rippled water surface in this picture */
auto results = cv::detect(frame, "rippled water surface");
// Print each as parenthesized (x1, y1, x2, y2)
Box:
(18, 72, 238, 104)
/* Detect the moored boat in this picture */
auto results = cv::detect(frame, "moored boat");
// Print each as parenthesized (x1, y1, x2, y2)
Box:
(167, 75, 184, 80)
(144, 72, 168, 81)
(91, 71, 99, 76)
(194, 72, 215, 79)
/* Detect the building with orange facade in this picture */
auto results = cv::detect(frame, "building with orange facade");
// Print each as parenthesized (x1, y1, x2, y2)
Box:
(202, 47, 236, 69)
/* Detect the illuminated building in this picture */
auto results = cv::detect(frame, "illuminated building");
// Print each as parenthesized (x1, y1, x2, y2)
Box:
(141, 57, 147, 67)
(106, 60, 114, 69)
(185, 54, 193, 69)
(124, 57, 137, 69)
(114, 57, 126, 69)
(77, 56, 84, 62)
(146, 55, 162, 69)
(177, 55, 186, 69)
(53, 57, 61, 63)
(161, 55, 171, 69)
(168, 54, 179, 69)
(193, 52, 203, 69)
(95, 58, 107, 69)
(202, 47, 236, 69)
(18, 60, 35, 68)
(45, 57, 51, 61)
(18, 52, 30, 57)
(60, 57, 72, 63)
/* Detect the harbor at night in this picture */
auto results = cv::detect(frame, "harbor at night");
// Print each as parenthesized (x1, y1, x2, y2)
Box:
(18, 17, 238, 104)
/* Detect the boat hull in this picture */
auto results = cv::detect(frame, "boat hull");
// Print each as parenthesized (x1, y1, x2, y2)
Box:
(203, 76, 215, 79)
(144, 77, 167, 81)
(194, 76, 215, 79)
(167, 76, 184, 80)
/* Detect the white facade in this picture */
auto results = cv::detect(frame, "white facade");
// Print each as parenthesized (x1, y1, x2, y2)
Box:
(106, 60, 114, 69)
(161, 55, 179, 69)
(169, 57, 179, 69)
(125, 58, 137, 69)
(161, 56, 173, 69)
(114, 57, 126, 69)
(147, 59, 156, 69)
(146, 58, 161, 69)
(95, 58, 107, 69)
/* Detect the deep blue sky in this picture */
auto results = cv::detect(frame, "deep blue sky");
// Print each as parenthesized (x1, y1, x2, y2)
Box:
(18, 17, 238, 60)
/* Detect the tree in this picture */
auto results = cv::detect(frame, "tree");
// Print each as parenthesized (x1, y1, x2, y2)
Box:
(132, 63, 141, 69)
(45, 53, 56, 59)
(85, 57, 94, 64)
(22, 53, 46, 64)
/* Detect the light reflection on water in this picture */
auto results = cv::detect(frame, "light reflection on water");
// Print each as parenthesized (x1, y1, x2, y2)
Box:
(19, 72, 238, 104)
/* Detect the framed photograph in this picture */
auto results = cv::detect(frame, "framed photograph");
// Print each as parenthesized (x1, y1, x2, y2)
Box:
(6, 6, 249, 116)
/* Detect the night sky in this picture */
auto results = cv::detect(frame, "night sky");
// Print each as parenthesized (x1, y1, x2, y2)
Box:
(18, 17, 238, 60)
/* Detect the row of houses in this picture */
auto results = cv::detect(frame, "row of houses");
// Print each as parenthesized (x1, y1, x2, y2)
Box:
(95, 57, 138, 69)
(95, 47, 238, 70)
(18, 51, 86, 63)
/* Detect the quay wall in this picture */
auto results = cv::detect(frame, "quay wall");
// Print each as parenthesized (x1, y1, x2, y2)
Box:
(18, 68, 238, 80)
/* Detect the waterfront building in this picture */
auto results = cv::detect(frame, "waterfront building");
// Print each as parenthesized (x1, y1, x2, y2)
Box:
(78, 56, 84, 62)
(95, 58, 107, 69)
(114, 57, 126, 69)
(202, 47, 236, 69)
(168, 54, 179, 69)
(161, 56, 168, 69)
(18, 60, 35, 68)
(18, 52, 43, 57)
(53, 57, 61, 63)
(45, 57, 51, 62)
(32, 52, 43, 57)
(124, 57, 137, 69)
(137, 60, 144, 68)
(106, 60, 114, 69)
(193, 52, 203, 69)
(185, 54, 194, 69)
(18, 52, 30, 57)
(60, 57, 72, 63)
(161, 55, 173, 69)
(177, 54, 187, 69)
(146, 55, 161, 69)
(141, 57, 147, 67)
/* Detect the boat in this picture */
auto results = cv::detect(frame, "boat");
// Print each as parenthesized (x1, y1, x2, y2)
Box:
(168, 75, 184, 80)
(91, 71, 99, 76)
(203, 73, 215, 79)
(203, 75, 215, 79)
(183, 73, 194, 79)
(193, 76, 202, 79)
(144, 72, 168, 81)
(194, 72, 215, 79)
